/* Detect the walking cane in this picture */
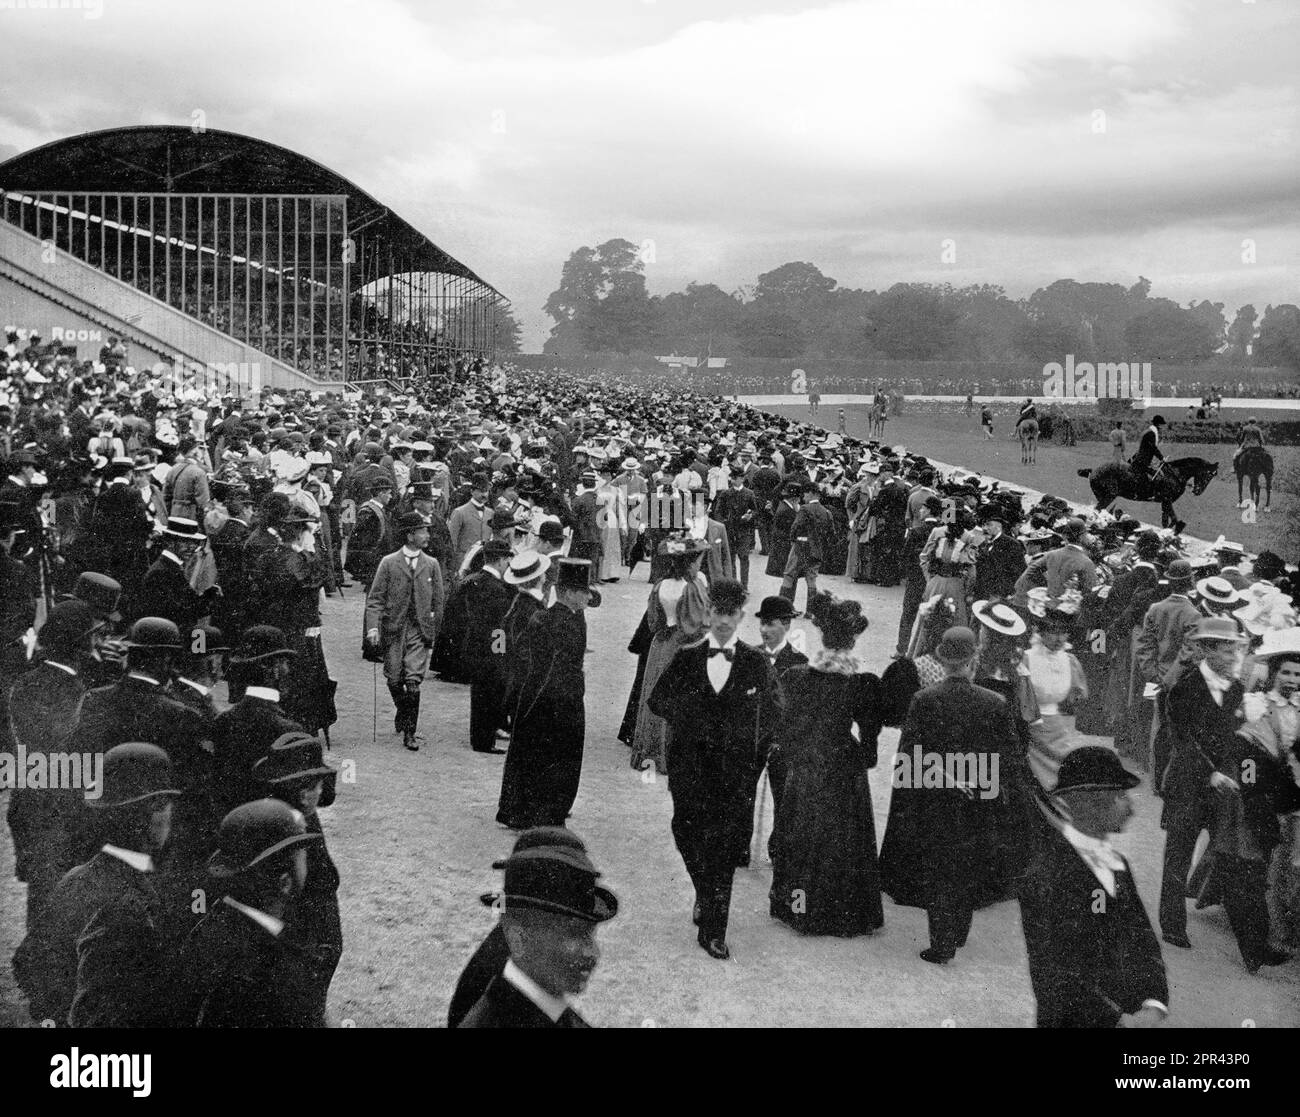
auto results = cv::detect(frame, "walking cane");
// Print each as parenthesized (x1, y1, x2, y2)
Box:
(372, 661, 378, 743)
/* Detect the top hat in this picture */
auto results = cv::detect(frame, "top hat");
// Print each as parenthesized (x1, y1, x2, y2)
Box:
(556, 557, 592, 594)
(935, 626, 978, 664)
(72, 571, 123, 622)
(232, 624, 297, 663)
(504, 550, 551, 585)
(756, 596, 800, 622)
(207, 799, 322, 878)
(88, 743, 181, 810)
(162, 516, 206, 542)
(1050, 745, 1140, 795)
(972, 599, 1027, 638)
(123, 617, 182, 650)
(479, 827, 618, 923)
(1186, 615, 1246, 643)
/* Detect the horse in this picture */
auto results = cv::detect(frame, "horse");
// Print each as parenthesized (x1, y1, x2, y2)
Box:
(1234, 446, 1273, 510)
(1078, 456, 1219, 529)
(1017, 417, 1039, 464)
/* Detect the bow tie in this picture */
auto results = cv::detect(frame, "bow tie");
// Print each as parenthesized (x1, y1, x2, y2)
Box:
(708, 647, 734, 661)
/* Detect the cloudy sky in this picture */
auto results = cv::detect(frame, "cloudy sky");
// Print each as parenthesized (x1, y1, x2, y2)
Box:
(0, 0, 1296, 349)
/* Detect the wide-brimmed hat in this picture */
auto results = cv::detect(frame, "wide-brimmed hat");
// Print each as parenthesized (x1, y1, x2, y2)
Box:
(756, 596, 800, 622)
(232, 624, 297, 662)
(479, 827, 618, 924)
(276, 457, 310, 483)
(162, 515, 206, 542)
(972, 599, 1027, 638)
(1186, 615, 1247, 643)
(88, 743, 181, 810)
(935, 626, 978, 664)
(1196, 577, 1243, 606)
(655, 536, 710, 557)
(1254, 628, 1300, 662)
(1051, 745, 1140, 795)
(207, 799, 322, 878)
(504, 550, 551, 585)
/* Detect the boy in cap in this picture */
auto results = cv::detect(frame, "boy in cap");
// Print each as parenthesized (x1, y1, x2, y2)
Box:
(1019, 746, 1168, 1027)
(459, 826, 617, 1028)
(365, 512, 446, 750)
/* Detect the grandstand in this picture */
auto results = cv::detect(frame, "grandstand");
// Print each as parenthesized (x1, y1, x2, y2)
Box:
(0, 126, 508, 390)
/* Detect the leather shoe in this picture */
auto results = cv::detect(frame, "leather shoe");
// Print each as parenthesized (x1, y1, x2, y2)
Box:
(402, 730, 420, 752)
(1162, 932, 1192, 949)
(1245, 948, 1292, 973)
(919, 948, 954, 965)
(698, 933, 730, 960)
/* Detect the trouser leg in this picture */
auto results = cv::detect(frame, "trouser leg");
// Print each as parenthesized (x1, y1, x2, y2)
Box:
(738, 552, 749, 590)
(384, 635, 408, 731)
(1222, 858, 1271, 966)
(897, 577, 924, 652)
(1159, 800, 1204, 937)
(803, 566, 819, 610)
(470, 666, 503, 751)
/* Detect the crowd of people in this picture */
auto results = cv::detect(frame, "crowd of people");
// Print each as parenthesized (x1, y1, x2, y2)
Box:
(0, 331, 1298, 1028)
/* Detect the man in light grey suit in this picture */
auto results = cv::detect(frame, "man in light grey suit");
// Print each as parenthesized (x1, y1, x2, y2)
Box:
(365, 512, 446, 751)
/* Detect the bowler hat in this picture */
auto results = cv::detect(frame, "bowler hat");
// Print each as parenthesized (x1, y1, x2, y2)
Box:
(123, 617, 182, 650)
(1164, 559, 1194, 586)
(232, 624, 297, 662)
(935, 626, 978, 664)
(39, 599, 104, 651)
(1051, 745, 1140, 795)
(756, 596, 800, 622)
(395, 511, 427, 535)
(253, 730, 337, 790)
(537, 521, 565, 546)
(70, 571, 122, 619)
(89, 743, 181, 810)
(482, 538, 513, 560)
(490, 507, 517, 530)
(479, 827, 618, 923)
(208, 799, 322, 878)
(185, 624, 229, 657)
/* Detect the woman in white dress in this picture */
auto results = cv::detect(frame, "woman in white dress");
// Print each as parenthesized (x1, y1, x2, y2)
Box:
(595, 463, 624, 582)
(1020, 604, 1089, 789)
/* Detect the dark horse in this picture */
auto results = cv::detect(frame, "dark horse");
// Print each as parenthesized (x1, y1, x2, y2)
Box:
(1234, 446, 1273, 510)
(1078, 457, 1219, 529)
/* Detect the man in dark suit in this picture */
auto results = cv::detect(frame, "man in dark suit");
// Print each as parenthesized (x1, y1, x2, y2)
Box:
(168, 623, 227, 723)
(134, 516, 218, 629)
(5, 600, 102, 930)
(648, 579, 784, 959)
(568, 472, 602, 569)
(175, 799, 328, 1027)
(85, 458, 154, 603)
(779, 484, 832, 609)
(13, 744, 179, 1026)
(1158, 616, 1246, 949)
(972, 505, 1025, 603)
(459, 827, 617, 1028)
(462, 539, 517, 754)
(878, 627, 1020, 964)
(713, 472, 758, 589)
(1136, 559, 1201, 783)
(764, 482, 800, 580)
(748, 455, 782, 554)
(1129, 414, 1167, 487)
(212, 625, 303, 818)
(364, 513, 445, 751)
(751, 595, 808, 862)
(344, 474, 394, 588)
(1019, 747, 1169, 1028)
(897, 498, 942, 655)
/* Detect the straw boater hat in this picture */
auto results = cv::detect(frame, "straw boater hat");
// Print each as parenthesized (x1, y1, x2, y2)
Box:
(162, 516, 206, 542)
(971, 599, 1027, 638)
(1195, 576, 1244, 606)
(504, 550, 551, 585)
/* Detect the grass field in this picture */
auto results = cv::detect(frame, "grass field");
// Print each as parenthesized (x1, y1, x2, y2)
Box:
(769, 404, 1299, 552)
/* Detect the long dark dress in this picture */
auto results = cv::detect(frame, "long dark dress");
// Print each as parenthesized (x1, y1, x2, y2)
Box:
(769, 668, 887, 936)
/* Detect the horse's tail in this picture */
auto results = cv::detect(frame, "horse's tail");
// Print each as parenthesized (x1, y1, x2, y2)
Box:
(1077, 468, 1092, 479)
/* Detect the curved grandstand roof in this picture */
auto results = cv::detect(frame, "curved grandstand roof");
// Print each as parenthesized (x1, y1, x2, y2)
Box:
(0, 125, 501, 295)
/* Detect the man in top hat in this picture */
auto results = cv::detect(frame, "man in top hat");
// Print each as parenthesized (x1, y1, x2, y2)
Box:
(648, 579, 783, 959)
(972, 504, 1025, 604)
(1129, 414, 1168, 487)
(212, 625, 304, 818)
(462, 538, 518, 754)
(134, 516, 220, 630)
(459, 826, 617, 1028)
(14, 743, 180, 1026)
(879, 626, 1021, 964)
(1019, 746, 1169, 1027)
(365, 512, 446, 751)
(175, 799, 328, 1028)
(1158, 615, 1247, 950)
(5, 600, 105, 930)
(447, 473, 493, 579)
(496, 558, 594, 830)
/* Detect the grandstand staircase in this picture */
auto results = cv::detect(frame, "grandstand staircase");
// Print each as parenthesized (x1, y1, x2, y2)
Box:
(0, 219, 334, 392)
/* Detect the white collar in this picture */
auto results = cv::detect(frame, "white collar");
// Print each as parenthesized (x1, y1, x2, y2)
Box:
(502, 959, 572, 1022)
(222, 895, 284, 937)
(1060, 823, 1125, 897)
(8, 475, 27, 487)
(483, 565, 503, 579)
(245, 686, 281, 702)
(1199, 658, 1233, 699)
(109, 476, 129, 486)
(43, 660, 77, 676)
(101, 844, 154, 873)
(764, 638, 788, 657)
(525, 585, 545, 602)
(178, 676, 211, 697)
(400, 546, 423, 560)
(161, 549, 184, 566)
(126, 671, 161, 686)
(1133, 560, 1155, 570)
(707, 632, 740, 652)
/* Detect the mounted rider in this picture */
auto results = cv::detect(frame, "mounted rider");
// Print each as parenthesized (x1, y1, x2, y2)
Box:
(1017, 398, 1038, 426)
(1128, 414, 1167, 491)
(1233, 416, 1266, 471)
